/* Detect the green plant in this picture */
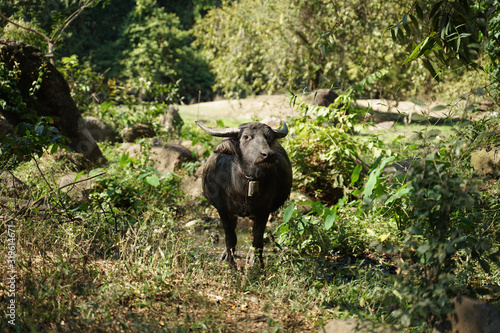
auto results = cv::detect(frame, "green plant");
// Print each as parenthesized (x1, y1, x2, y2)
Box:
(0, 61, 32, 121)
(89, 141, 182, 218)
(57, 54, 108, 112)
(1, 62, 66, 169)
(118, 0, 214, 102)
(486, 0, 500, 99)
(283, 90, 387, 203)
(386, 151, 499, 328)
(390, 0, 488, 80)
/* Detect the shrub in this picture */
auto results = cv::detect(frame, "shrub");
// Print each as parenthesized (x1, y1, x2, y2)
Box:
(283, 90, 387, 203)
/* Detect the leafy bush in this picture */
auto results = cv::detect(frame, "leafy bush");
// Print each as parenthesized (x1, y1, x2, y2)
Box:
(88, 141, 183, 218)
(57, 54, 108, 112)
(487, 0, 500, 99)
(283, 90, 388, 203)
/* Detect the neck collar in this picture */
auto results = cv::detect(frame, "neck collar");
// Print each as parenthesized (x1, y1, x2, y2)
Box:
(237, 165, 259, 197)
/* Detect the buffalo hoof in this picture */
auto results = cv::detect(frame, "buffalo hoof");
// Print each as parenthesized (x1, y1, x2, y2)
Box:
(220, 249, 236, 265)
(248, 251, 264, 267)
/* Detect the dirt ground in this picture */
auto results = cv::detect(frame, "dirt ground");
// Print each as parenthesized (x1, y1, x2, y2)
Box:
(178, 94, 461, 124)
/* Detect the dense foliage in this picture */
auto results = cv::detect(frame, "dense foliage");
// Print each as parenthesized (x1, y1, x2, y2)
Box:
(193, 0, 434, 98)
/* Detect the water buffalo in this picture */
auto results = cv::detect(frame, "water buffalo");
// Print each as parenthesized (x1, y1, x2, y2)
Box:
(196, 121, 292, 265)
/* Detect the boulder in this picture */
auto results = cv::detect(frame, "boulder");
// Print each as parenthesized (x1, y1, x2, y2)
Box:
(0, 113, 14, 136)
(58, 173, 95, 202)
(261, 117, 283, 129)
(181, 165, 204, 198)
(433, 295, 500, 333)
(432, 296, 500, 333)
(0, 171, 28, 197)
(121, 123, 156, 142)
(470, 146, 500, 176)
(0, 39, 105, 164)
(305, 89, 339, 107)
(319, 319, 397, 333)
(159, 105, 183, 136)
(83, 116, 116, 143)
(125, 143, 195, 174)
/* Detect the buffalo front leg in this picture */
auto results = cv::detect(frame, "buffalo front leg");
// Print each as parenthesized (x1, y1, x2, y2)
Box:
(219, 212, 238, 265)
(250, 214, 269, 265)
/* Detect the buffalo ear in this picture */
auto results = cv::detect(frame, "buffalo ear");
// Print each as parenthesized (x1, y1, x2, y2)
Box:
(213, 138, 239, 155)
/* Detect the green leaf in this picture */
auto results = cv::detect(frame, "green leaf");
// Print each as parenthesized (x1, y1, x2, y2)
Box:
(364, 156, 395, 199)
(89, 168, 105, 177)
(385, 184, 411, 204)
(430, 105, 447, 112)
(283, 203, 295, 223)
(417, 243, 430, 254)
(146, 174, 160, 187)
(378, 233, 391, 242)
(402, 34, 437, 65)
(324, 213, 336, 230)
(350, 164, 363, 186)
(422, 59, 440, 81)
(410, 98, 427, 107)
(75, 170, 85, 182)
(120, 152, 131, 168)
(415, 3, 424, 20)
(394, 23, 400, 40)
(430, 1, 444, 19)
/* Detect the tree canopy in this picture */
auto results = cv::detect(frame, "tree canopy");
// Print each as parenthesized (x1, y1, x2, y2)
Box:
(0, 0, 498, 102)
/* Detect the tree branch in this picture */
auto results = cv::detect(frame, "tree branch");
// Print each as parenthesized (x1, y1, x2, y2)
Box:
(0, 12, 51, 43)
(51, 0, 98, 46)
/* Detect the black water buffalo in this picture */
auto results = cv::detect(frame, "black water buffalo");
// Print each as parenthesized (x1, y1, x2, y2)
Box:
(196, 121, 292, 265)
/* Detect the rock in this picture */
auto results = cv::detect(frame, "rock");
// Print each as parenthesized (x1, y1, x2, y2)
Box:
(58, 173, 95, 202)
(121, 123, 156, 142)
(53, 149, 94, 171)
(0, 113, 14, 136)
(0, 39, 105, 164)
(83, 116, 116, 143)
(0, 171, 28, 197)
(305, 89, 339, 107)
(210, 231, 220, 245)
(478, 100, 494, 112)
(125, 143, 195, 174)
(433, 295, 500, 333)
(185, 219, 204, 232)
(319, 319, 397, 333)
(181, 168, 204, 198)
(470, 146, 500, 176)
(368, 121, 395, 131)
(159, 105, 183, 136)
(177, 140, 207, 158)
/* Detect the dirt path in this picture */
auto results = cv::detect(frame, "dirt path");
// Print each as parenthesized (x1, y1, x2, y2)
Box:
(179, 95, 459, 124)
(179, 95, 298, 124)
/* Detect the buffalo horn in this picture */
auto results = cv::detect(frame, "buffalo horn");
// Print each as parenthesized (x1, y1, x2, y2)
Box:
(273, 121, 288, 138)
(195, 120, 289, 138)
(195, 121, 240, 137)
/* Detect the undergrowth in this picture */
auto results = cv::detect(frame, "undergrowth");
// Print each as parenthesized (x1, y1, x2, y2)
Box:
(1, 89, 499, 332)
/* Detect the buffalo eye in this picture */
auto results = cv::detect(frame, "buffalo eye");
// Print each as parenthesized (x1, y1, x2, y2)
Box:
(242, 134, 251, 141)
